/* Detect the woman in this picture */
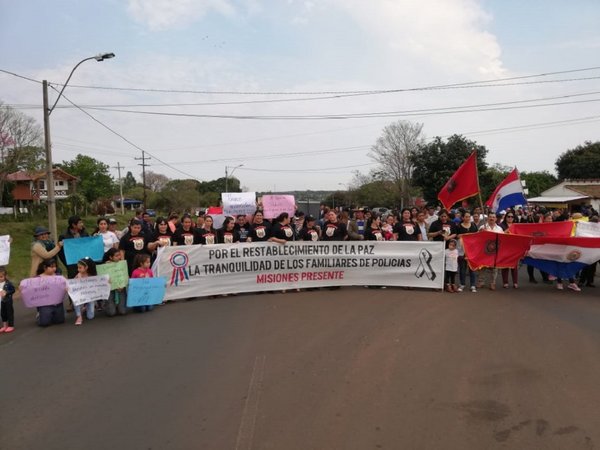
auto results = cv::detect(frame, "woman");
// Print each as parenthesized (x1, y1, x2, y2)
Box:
(172, 214, 201, 246)
(382, 214, 396, 241)
(500, 211, 517, 231)
(119, 219, 150, 275)
(30, 226, 63, 278)
(455, 211, 478, 292)
(147, 217, 173, 257)
(410, 207, 419, 222)
(500, 215, 519, 289)
(364, 215, 384, 241)
(270, 212, 294, 244)
(427, 209, 457, 247)
(217, 217, 241, 244)
(248, 210, 271, 242)
(299, 215, 320, 241)
(94, 217, 120, 253)
(395, 208, 420, 241)
(199, 215, 217, 245)
(167, 212, 180, 234)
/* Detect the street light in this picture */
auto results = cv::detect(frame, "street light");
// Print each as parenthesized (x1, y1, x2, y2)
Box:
(225, 164, 244, 192)
(43, 52, 115, 240)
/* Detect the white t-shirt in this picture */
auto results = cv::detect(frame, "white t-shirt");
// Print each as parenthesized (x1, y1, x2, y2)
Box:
(98, 231, 120, 252)
(445, 248, 459, 272)
(479, 224, 504, 233)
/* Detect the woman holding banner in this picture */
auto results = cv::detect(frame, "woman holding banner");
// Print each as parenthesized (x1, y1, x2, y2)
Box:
(34, 259, 66, 327)
(217, 217, 241, 244)
(248, 210, 272, 242)
(270, 213, 295, 244)
(299, 216, 320, 241)
(364, 215, 384, 241)
(172, 214, 201, 246)
(30, 226, 63, 278)
(199, 216, 217, 245)
(395, 208, 420, 241)
(94, 217, 120, 253)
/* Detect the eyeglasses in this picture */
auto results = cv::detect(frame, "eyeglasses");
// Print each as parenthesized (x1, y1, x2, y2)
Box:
(506, 215, 514, 218)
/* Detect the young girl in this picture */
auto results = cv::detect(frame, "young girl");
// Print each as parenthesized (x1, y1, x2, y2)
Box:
(131, 253, 155, 312)
(36, 259, 66, 327)
(72, 257, 98, 325)
(0, 266, 16, 333)
(102, 248, 128, 317)
(445, 239, 459, 293)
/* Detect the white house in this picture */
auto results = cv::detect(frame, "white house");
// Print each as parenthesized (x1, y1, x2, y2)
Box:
(528, 179, 600, 212)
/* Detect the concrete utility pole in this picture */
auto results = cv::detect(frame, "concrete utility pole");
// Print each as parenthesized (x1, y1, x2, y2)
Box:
(113, 162, 125, 215)
(42, 52, 115, 240)
(135, 151, 151, 209)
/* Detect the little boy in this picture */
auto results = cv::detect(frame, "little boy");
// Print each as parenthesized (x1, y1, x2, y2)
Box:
(0, 266, 16, 333)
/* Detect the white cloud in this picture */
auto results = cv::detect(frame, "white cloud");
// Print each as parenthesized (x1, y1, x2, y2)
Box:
(127, 0, 236, 31)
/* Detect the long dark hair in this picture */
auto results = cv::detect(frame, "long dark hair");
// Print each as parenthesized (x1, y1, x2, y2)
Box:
(77, 257, 97, 276)
(274, 212, 289, 224)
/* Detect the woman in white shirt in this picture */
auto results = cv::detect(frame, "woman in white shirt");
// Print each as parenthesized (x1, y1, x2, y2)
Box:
(94, 217, 120, 253)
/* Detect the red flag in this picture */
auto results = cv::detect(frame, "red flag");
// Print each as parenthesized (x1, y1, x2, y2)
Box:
(461, 231, 532, 270)
(437, 151, 479, 210)
(508, 221, 574, 237)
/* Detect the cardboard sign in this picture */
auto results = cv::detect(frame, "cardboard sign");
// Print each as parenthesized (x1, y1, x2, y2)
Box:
(222, 192, 256, 216)
(63, 236, 104, 265)
(127, 277, 167, 306)
(262, 195, 296, 219)
(67, 275, 111, 306)
(96, 260, 129, 290)
(20, 276, 67, 308)
(0, 235, 10, 265)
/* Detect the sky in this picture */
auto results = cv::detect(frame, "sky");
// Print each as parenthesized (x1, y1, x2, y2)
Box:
(1, 0, 599, 193)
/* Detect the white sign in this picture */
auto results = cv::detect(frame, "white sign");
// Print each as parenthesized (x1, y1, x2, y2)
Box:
(154, 241, 444, 300)
(67, 275, 111, 306)
(222, 192, 256, 216)
(575, 221, 600, 237)
(262, 195, 296, 219)
(0, 235, 10, 265)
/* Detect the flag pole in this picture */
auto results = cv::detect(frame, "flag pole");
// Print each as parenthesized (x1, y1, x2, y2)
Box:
(474, 148, 485, 211)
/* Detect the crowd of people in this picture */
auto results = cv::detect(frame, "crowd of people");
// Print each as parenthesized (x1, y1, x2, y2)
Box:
(1, 203, 597, 334)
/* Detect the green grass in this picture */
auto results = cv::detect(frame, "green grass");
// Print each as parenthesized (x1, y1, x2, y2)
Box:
(2, 214, 133, 285)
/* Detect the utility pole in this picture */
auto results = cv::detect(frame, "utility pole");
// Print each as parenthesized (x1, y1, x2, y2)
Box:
(113, 162, 125, 215)
(42, 80, 58, 241)
(135, 151, 150, 209)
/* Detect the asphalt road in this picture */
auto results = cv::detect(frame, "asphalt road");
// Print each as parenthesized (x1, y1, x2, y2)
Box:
(1, 278, 599, 450)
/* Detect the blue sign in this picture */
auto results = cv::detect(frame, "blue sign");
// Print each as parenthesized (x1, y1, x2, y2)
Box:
(63, 236, 104, 265)
(126, 277, 167, 307)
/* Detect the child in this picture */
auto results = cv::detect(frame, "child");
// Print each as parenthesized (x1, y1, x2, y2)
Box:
(36, 259, 66, 327)
(0, 266, 16, 333)
(131, 253, 154, 313)
(102, 248, 128, 317)
(445, 239, 459, 293)
(72, 257, 98, 326)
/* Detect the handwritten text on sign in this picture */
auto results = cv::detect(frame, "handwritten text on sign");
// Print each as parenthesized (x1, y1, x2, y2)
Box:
(222, 192, 256, 216)
(20, 276, 67, 308)
(154, 241, 444, 300)
(127, 277, 167, 306)
(97, 260, 129, 290)
(262, 195, 296, 219)
(67, 275, 111, 306)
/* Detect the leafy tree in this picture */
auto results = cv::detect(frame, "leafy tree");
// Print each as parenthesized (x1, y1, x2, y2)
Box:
(59, 154, 115, 202)
(410, 135, 488, 205)
(521, 171, 557, 197)
(122, 171, 137, 192)
(145, 170, 170, 192)
(369, 120, 425, 207)
(555, 141, 600, 179)
(154, 179, 201, 213)
(198, 176, 240, 194)
(0, 102, 44, 204)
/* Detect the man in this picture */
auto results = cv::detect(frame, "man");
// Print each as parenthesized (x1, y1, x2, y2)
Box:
(142, 211, 154, 233)
(477, 212, 503, 290)
(347, 207, 367, 240)
(196, 211, 205, 230)
(415, 210, 429, 242)
(235, 214, 251, 242)
(108, 217, 123, 239)
(58, 215, 89, 279)
(425, 205, 438, 226)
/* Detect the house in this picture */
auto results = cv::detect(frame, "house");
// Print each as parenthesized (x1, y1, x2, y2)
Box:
(6, 168, 78, 208)
(527, 179, 600, 212)
(112, 196, 143, 210)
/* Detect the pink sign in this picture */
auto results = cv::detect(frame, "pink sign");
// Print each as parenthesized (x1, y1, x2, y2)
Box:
(20, 276, 67, 308)
(262, 195, 296, 219)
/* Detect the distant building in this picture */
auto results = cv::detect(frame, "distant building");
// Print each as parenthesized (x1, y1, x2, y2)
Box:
(113, 196, 143, 210)
(6, 168, 78, 209)
(528, 179, 600, 211)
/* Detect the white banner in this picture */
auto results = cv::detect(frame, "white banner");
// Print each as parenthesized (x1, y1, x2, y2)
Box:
(222, 192, 256, 216)
(0, 235, 10, 265)
(575, 221, 600, 237)
(154, 241, 444, 300)
(67, 275, 111, 306)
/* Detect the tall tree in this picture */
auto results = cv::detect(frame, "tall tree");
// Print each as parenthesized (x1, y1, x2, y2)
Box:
(60, 154, 115, 202)
(369, 120, 425, 207)
(122, 171, 137, 192)
(521, 171, 558, 197)
(410, 135, 488, 205)
(0, 102, 44, 204)
(154, 179, 201, 213)
(555, 141, 600, 179)
(144, 170, 170, 192)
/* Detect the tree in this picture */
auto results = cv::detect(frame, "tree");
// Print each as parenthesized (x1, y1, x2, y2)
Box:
(410, 135, 488, 205)
(0, 102, 44, 204)
(122, 171, 137, 192)
(369, 120, 425, 208)
(198, 176, 240, 194)
(153, 179, 201, 213)
(555, 141, 600, 180)
(60, 154, 115, 202)
(521, 171, 557, 198)
(145, 170, 170, 192)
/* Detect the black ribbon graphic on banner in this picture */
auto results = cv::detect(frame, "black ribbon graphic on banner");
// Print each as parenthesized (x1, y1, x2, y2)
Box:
(415, 248, 436, 281)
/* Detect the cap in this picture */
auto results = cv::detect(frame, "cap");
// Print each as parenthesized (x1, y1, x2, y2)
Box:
(108, 218, 118, 224)
(33, 226, 50, 236)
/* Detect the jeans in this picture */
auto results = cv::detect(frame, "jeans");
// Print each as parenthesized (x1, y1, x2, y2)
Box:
(74, 302, 96, 320)
(1, 299, 14, 326)
(458, 256, 477, 287)
(104, 290, 127, 316)
(37, 304, 65, 327)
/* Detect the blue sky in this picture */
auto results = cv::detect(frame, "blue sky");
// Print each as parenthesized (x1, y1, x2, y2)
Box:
(1, 0, 599, 193)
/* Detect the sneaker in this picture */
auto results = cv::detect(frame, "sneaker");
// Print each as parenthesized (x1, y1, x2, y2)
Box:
(567, 283, 581, 292)
(4, 327, 14, 333)
(557, 283, 564, 290)
(457, 285, 464, 292)
(471, 286, 477, 293)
